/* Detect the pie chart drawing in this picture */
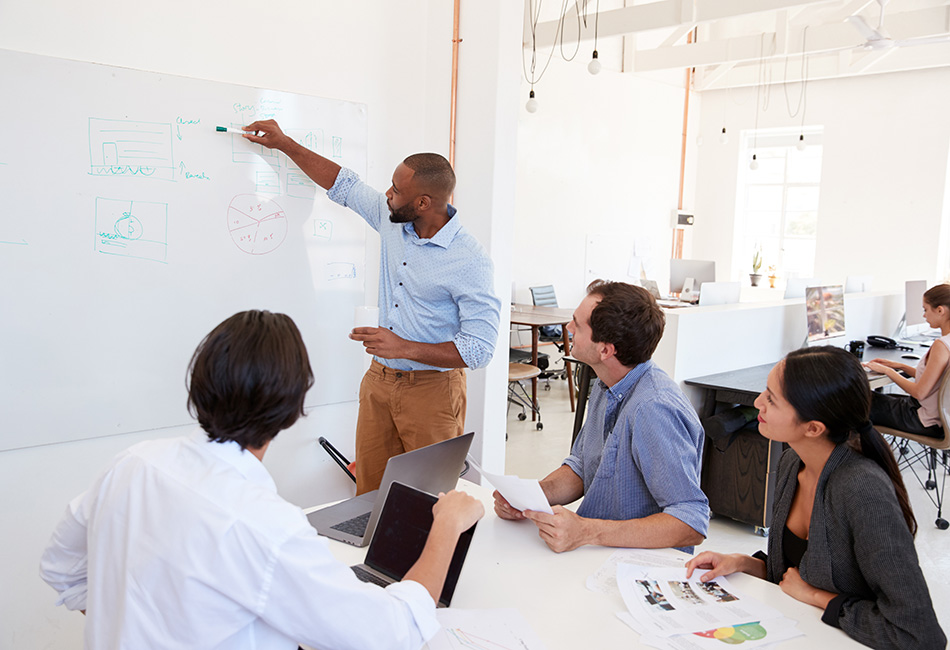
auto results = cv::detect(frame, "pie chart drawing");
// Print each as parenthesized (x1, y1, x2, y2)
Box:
(227, 194, 288, 255)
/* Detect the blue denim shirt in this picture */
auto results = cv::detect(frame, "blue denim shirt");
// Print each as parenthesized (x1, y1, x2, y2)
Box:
(328, 168, 500, 371)
(564, 361, 709, 552)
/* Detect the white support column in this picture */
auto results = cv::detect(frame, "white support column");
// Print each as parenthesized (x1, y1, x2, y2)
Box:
(453, 0, 523, 473)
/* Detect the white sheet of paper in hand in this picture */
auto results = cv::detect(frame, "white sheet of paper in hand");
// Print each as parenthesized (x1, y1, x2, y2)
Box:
(466, 456, 554, 515)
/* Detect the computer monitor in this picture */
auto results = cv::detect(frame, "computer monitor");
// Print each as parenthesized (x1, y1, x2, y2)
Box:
(669, 259, 716, 294)
(905, 280, 928, 328)
(844, 275, 873, 293)
(784, 277, 821, 300)
(805, 285, 846, 342)
(698, 282, 741, 306)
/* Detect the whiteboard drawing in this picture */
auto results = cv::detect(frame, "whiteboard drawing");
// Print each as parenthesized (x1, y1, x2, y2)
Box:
(312, 219, 333, 240)
(288, 129, 324, 155)
(287, 172, 316, 199)
(332, 136, 343, 158)
(255, 171, 280, 194)
(227, 194, 288, 255)
(326, 262, 356, 281)
(89, 119, 175, 181)
(0, 239, 28, 246)
(95, 197, 168, 263)
(230, 123, 280, 165)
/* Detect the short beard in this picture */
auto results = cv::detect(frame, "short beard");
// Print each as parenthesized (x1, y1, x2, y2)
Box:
(388, 202, 419, 224)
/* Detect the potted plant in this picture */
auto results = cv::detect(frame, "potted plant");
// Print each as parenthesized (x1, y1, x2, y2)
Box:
(768, 265, 778, 288)
(750, 249, 763, 286)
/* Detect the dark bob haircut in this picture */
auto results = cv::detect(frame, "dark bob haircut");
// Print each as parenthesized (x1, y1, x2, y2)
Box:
(187, 310, 314, 450)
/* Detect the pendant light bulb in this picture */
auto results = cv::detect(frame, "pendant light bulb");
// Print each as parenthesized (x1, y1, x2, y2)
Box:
(796, 134, 806, 151)
(750, 154, 759, 170)
(719, 127, 729, 144)
(526, 89, 539, 114)
(588, 50, 601, 75)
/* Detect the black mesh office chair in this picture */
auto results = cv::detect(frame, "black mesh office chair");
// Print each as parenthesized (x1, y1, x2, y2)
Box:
(529, 284, 568, 386)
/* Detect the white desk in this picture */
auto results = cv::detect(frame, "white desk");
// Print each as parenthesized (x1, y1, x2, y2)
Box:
(314, 480, 863, 649)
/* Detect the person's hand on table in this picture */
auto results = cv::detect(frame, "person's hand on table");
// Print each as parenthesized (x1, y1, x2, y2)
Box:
(349, 327, 407, 359)
(524, 506, 589, 553)
(779, 567, 836, 609)
(493, 490, 526, 520)
(685, 551, 761, 582)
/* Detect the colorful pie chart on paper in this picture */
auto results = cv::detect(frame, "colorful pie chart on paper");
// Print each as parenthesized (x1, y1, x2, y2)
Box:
(693, 622, 767, 644)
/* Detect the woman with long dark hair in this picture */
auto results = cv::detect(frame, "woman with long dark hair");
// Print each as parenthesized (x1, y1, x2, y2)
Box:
(867, 283, 950, 438)
(686, 346, 945, 650)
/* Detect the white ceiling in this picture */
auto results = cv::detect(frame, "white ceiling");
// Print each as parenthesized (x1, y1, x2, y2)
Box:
(524, 0, 950, 89)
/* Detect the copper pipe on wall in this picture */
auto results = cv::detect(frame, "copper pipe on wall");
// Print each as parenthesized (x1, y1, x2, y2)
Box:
(449, 0, 461, 168)
(672, 28, 697, 260)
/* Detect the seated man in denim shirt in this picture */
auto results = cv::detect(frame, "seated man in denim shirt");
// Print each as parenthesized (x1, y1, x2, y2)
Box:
(494, 280, 708, 553)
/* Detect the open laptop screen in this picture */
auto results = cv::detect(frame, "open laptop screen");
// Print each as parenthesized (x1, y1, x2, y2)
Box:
(364, 481, 476, 607)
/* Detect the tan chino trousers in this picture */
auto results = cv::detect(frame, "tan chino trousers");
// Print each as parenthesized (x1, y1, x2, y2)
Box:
(354, 360, 467, 494)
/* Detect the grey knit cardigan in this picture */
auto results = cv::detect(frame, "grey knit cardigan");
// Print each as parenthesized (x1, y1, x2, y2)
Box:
(765, 445, 946, 650)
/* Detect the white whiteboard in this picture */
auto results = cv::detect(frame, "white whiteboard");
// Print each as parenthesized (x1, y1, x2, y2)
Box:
(0, 49, 369, 451)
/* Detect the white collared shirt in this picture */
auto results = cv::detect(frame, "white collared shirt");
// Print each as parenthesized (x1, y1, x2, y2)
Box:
(40, 429, 439, 650)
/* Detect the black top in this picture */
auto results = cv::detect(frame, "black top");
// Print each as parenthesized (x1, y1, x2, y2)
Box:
(782, 525, 807, 568)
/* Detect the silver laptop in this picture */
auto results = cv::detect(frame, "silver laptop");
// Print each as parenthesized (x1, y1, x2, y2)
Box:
(307, 432, 474, 547)
(350, 481, 477, 607)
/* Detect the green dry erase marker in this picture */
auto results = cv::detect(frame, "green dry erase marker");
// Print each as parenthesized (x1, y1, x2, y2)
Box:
(215, 126, 255, 135)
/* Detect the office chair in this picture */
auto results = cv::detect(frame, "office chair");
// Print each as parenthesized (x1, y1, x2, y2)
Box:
(529, 284, 568, 387)
(877, 370, 950, 530)
(507, 362, 543, 430)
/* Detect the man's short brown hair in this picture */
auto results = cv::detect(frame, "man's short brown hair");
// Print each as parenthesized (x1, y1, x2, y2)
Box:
(586, 280, 666, 367)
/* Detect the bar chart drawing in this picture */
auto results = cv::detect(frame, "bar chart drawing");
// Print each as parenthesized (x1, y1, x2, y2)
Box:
(89, 119, 175, 181)
(227, 194, 288, 255)
(326, 262, 356, 281)
(94, 197, 168, 263)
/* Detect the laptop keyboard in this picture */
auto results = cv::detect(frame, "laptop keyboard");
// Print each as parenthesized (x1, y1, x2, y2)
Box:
(331, 512, 370, 536)
(351, 565, 390, 588)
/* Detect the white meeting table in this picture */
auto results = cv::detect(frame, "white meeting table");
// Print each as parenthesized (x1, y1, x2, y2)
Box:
(312, 479, 863, 649)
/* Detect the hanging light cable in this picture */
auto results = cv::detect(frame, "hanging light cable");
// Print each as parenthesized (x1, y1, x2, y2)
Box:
(588, 0, 602, 74)
(522, 0, 574, 113)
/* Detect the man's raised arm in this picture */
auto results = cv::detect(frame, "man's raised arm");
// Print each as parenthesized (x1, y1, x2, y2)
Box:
(244, 120, 341, 190)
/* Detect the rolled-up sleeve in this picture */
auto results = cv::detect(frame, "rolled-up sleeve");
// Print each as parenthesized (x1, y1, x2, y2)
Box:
(452, 255, 500, 370)
(630, 400, 709, 537)
(327, 167, 386, 233)
(39, 494, 91, 611)
(260, 528, 439, 650)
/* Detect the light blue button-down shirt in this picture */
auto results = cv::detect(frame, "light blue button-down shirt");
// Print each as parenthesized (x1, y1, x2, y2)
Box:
(328, 168, 501, 371)
(564, 360, 709, 553)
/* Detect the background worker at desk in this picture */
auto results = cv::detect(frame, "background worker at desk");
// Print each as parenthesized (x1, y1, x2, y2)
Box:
(40, 310, 485, 650)
(866, 282, 950, 438)
(246, 121, 501, 495)
(494, 280, 709, 553)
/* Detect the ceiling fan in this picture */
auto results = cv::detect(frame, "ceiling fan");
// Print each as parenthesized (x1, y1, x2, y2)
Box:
(847, 0, 950, 50)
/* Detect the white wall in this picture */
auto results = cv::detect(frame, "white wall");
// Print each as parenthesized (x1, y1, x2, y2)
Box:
(693, 67, 950, 292)
(513, 45, 701, 308)
(0, 1, 520, 646)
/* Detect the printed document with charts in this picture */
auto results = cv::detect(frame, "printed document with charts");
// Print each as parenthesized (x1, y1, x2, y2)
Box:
(616, 565, 803, 649)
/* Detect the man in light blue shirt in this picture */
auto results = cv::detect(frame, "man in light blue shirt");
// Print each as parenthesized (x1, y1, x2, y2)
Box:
(246, 120, 500, 494)
(494, 281, 708, 553)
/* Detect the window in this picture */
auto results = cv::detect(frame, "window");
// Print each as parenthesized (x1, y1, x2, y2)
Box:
(733, 128, 823, 284)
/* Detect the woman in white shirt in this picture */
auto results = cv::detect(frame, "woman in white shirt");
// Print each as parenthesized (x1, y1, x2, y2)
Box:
(866, 283, 950, 438)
